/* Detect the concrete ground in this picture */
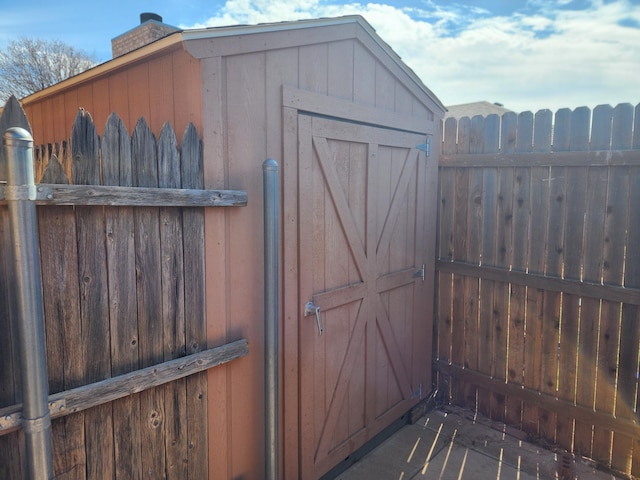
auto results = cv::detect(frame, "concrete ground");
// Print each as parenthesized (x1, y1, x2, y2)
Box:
(334, 406, 622, 480)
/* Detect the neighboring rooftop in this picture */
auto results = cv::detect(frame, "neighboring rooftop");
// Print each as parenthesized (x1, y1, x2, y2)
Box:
(445, 101, 514, 119)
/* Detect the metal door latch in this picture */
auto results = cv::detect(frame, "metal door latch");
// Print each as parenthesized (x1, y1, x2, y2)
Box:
(413, 263, 425, 282)
(304, 301, 323, 336)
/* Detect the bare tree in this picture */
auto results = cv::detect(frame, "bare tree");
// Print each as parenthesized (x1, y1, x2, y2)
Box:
(0, 38, 97, 103)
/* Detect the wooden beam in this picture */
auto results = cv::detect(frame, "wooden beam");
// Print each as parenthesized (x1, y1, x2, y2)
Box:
(0, 183, 248, 207)
(434, 360, 640, 440)
(436, 260, 640, 306)
(0, 338, 249, 436)
(440, 149, 640, 168)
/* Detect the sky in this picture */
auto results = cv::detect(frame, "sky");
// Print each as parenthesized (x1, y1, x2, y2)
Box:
(1, 0, 639, 113)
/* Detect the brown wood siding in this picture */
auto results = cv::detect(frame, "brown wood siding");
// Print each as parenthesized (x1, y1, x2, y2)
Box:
(195, 30, 439, 478)
(21, 46, 203, 146)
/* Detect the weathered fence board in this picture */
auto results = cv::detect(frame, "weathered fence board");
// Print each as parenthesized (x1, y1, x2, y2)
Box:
(0, 340, 249, 434)
(0, 102, 246, 479)
(436, 102, 640, 478)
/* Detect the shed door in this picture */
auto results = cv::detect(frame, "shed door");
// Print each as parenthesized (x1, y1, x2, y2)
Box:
(298, 114, 430, 478)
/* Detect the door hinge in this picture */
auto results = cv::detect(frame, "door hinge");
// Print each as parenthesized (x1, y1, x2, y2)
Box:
(410, 383, 423, 400)
(413, 263, 425, 282)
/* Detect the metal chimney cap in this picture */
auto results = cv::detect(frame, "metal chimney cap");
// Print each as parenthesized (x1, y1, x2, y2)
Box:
(140, 12, 163, 24)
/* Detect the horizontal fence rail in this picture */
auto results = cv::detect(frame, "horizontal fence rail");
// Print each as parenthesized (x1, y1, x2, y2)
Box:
(0, 339, 249, 435)
(435, 103, 640, 479)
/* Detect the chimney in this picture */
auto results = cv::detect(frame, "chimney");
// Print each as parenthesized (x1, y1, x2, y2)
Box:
(111, 13, 180, 58)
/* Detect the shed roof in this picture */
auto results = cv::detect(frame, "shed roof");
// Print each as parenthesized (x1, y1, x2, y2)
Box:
(22, 15, 445, 113)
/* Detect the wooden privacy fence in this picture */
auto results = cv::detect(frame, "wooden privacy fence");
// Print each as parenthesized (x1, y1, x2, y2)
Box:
(435, 103, 640, 478)
(0, 98, 248, 479)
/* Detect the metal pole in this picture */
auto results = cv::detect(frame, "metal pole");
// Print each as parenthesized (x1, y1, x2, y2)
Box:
(4, 127, 54, 480)
(263, 158, 279, 480)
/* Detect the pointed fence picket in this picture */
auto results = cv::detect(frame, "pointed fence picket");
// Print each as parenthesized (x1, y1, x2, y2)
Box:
(0, 100, 247, 479)
(436, 103, 640, 479)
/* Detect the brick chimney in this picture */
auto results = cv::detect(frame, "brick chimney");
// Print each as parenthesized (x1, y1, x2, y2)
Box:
(111, 13, 180, 58)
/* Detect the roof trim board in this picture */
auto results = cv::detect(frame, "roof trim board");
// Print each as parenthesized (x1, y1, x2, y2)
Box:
(22, 15, 445, 113)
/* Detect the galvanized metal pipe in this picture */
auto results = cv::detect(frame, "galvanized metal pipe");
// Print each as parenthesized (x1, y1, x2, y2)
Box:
(4, 127, 54, 479)
(263, 158, 279, 480)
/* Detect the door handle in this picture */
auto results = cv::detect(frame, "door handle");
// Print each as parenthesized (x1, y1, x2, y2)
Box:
(304, 301, 323, 336)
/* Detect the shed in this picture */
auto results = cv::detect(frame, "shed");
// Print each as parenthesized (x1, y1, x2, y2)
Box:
(18, 15, 445, 479)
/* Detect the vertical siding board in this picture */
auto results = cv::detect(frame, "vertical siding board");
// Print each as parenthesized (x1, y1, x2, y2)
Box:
(102, 113, 143, 480)
(127, 63, 151, 130)
(90, 77, 111, 130)
(52, 95, 68, 147)
(225, 51, 267, 479)
(299, 44, 328, 94)
(352, 42, 376, 106)
(148, 55, 175, 136)
(328, 40, 354, 101)
(171, 50, 202, 135)
(264, 47, 299, 478)
(72, 110, 115, 479)
(198, 55, 229, 480)
(375, 64, 395, 112)
(283, 105, 301, 479)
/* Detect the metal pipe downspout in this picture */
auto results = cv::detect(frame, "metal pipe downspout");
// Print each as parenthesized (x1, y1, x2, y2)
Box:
(4, 127, 54, 479)
(263, 159, 279, 480)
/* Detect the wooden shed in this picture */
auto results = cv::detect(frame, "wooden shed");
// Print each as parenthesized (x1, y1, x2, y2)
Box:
(17, 15, 445, 479)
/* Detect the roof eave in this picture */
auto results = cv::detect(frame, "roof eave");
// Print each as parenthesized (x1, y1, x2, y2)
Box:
(21, 32, 184, 104)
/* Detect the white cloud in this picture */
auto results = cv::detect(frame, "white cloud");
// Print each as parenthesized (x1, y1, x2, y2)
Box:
(182, 0, 640, 113)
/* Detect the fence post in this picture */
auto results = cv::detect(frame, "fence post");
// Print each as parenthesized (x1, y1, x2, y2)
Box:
(3, 127, 54, 479)
(263, 158, 279, 480)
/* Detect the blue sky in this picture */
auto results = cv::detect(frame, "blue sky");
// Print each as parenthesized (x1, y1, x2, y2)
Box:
(1, 0, 639, 113)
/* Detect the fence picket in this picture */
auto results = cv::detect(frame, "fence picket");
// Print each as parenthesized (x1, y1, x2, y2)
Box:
(103, 112, 143, 479)
(521, 110, 552, 436)
(130, 118, 167, 479)
(180, 123, 208, 479)
(504, 111, 531, 429)
(598, 104, 632, 473)
(157, 122, 189, 480)
(71, 109, 115, 479)
(438, 103, 640, 476)
(1, 100, 223, 478)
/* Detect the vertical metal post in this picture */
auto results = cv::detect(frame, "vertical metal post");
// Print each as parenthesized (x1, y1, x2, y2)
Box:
(4, 127, 54, 479)
(263, 158, 279, 480)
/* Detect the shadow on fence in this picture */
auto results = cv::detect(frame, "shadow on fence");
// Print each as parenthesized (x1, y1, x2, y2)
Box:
(435, 103, 640, 478)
